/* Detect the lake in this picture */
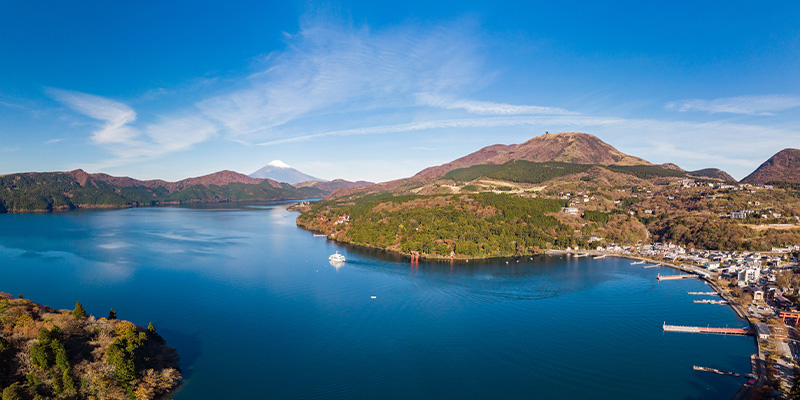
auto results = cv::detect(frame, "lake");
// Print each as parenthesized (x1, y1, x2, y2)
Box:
(0, 202, 755, 399)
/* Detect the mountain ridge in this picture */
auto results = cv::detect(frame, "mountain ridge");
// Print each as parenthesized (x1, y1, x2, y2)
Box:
(741, 148, 800, 185)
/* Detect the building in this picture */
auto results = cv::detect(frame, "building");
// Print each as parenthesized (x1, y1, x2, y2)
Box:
(753, 290, 764, 302)
(561, 207, 579, 215)
(755, 322, 770, 340)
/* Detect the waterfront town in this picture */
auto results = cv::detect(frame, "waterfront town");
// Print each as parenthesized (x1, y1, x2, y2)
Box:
(575, 241, 800, 398)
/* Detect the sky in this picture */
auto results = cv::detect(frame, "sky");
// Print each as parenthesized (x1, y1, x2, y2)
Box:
(1, 1, 799, 182)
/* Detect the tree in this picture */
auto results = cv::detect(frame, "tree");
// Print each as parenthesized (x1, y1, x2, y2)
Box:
(72, 301, 87, 318)
(108, 308, 117, 320)
(0, 337, 13, 386)
(1, 384, 23, 400)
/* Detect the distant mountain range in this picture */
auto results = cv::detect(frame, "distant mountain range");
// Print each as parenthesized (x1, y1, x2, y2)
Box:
(249, 160, 322, 184)
(0, 133, 795, 214)
(0, 165, 374, 213)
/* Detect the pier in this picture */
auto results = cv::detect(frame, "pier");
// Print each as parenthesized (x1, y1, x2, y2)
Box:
(663, 323, 752, 336)
(657, 274, 697, 281)
(688, 292, 719, 296)
(642, 263, 661, 269)
(693, 299, 728, 305)
(693, 365, 740, 377)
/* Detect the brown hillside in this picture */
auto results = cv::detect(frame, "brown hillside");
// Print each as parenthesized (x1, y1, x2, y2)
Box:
(741, 148, 800, 185)
(415, 132, 649, 180)
(329, 132, 651, 200)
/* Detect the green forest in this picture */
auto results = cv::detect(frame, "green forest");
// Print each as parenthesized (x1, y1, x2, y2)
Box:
(298, 193, 589, 258)
(443, 160, 686, 185)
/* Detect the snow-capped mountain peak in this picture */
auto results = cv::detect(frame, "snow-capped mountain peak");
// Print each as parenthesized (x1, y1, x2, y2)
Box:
(268, 160, 291, 169)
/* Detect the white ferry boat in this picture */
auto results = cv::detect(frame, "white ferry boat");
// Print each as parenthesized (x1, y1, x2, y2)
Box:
(329, 252, 346, 263)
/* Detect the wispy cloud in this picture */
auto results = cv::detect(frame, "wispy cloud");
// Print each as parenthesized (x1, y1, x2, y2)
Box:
(416, 92, 577, 115)
(45, 138, 64, 144)
(256, 115, 622, 146)
(665, 95, 800, 116)
(47, 88, 217, 166)
(197, 19, 486, 140)
(1, 147, 19, 152)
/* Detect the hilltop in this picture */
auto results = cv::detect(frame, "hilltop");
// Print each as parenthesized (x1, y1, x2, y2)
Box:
(414, 132, 650, 180)
(0, 293, 180, 400)
(742, 149, 800, 186)
(328, 132, 676, 200)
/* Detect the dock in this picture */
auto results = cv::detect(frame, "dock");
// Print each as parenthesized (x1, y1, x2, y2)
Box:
(657, 274, 697, 281)
(573, 253, 589, 258)
(693, 365, 740, 377)
(663, 323, 752, 336)
(693, 299, 728, 305)
(688, 292, 719, 296)
(642, 263, 661, 269)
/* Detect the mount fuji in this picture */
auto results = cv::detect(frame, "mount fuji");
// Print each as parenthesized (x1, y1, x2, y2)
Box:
(249, 160, 324, 184)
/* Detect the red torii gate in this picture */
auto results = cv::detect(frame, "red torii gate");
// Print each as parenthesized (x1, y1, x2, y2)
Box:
(780, 311, 800, 325)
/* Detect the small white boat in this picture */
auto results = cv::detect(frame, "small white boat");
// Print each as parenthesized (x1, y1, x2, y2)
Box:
(631, 260, 645, 265)
(329, 252, 346, 263)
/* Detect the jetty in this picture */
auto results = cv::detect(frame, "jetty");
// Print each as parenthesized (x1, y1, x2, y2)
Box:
(642, 263, 661, 269)
(693, 299, 728, 305)
(312, 234, 327, 237)
(630, 260, 645, 265)
(593, 254, 607, 259)
(688, 292, 719, 296)
(573, 253, 589, 258)
(663, 323, 752, 336)
(693, 365, 740, 377)
(657, 274, 697, 281)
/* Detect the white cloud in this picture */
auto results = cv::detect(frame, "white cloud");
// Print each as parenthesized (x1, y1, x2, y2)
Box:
(416, 92, 577, 115)
(665, 95, 800, 116)
(45, 138, 64, 144)
(47, 88, 138, 144)
(198, 19, 485, 140)
(255, 115, 622, 146)
(47, 88, 217, 166)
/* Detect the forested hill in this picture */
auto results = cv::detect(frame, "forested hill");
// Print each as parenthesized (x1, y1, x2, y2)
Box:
(0, 170, 326, 213)
(296, 193, 650, 259)
(0, 293, 180, 399)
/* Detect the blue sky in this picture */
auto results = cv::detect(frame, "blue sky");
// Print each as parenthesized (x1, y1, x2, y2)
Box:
(1, 1, 798, 182)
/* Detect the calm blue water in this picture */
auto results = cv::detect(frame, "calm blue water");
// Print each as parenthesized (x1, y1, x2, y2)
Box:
(1, 202, 754, 399)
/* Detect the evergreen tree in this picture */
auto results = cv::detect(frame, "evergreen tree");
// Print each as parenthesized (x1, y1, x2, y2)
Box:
(72, 301, 87, 319)
(108, 308, 117, 320)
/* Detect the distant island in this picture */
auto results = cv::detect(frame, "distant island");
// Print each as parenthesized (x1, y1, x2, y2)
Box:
(296, 132, 800, 259)
(0, 293, 180, 400)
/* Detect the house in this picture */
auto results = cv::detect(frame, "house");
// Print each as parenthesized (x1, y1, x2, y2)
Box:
(705, 262, 721, 270)
(561, 207, 580, 215)
(754, 290, 764, 302)
(334, 214, 350, 224)
(755, 322, 770, 340)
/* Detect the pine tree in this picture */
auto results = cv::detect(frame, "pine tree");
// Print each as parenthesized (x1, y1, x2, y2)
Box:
(72, 301, 87, 319)
(108, 308, 117, 320)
